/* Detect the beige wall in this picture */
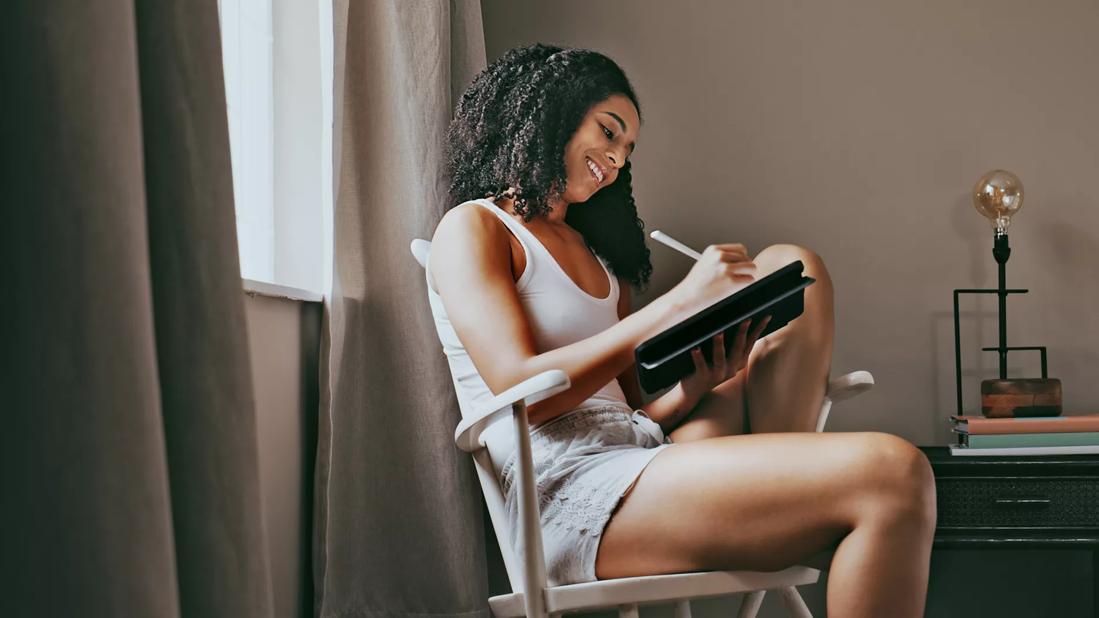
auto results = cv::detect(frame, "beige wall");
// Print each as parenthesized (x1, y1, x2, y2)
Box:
(482, 2, 1097, 616)
(244, 293, 321, 618)
(483, 0, 1099, 447)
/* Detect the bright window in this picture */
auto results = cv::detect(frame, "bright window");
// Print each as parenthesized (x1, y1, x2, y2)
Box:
(219, 0, 333, 296)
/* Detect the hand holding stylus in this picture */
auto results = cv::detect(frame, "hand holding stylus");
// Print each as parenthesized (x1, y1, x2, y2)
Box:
(649, 230, 767, 395)
(650, 230, 756, 308)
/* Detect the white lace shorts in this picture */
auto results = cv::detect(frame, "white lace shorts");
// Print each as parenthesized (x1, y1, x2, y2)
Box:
(500, 405, 673, 586)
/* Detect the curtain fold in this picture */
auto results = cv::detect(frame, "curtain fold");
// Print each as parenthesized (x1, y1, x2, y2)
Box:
(314, 2, 489, 616)
(5, 1, 273, 616)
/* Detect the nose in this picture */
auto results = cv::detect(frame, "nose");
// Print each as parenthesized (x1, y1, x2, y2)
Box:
(605, 148, 625, 169)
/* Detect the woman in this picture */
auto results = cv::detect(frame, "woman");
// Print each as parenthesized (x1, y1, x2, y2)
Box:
(428, 44, 935, 617)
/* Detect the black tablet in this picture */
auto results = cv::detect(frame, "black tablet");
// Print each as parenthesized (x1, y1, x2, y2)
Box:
(635, 260, 814, 393)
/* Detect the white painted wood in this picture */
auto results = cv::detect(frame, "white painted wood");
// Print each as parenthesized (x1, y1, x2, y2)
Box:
(736, 591, 766, 618)
(486, 567, 819, 617)
(779, 586, 814, 618)
(453, 370, 570, 452)
(514, 401, 549, 618)
(618, 603, 639, 618)
(409, 239, 430, 268)
(673, 599, 692, 618)
(241, 278, 323, 303)
(814, 397, 833, 434)
(816, 371, 874, 433)
(472, 449, 525, 592)
(826, 370, 874, 403)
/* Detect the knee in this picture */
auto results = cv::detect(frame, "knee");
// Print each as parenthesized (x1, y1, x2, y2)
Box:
(757, 244, 830, 282)
(756, 244, 833, 316)
(751, 244, 833, 350)
(848, 433, 937, 528)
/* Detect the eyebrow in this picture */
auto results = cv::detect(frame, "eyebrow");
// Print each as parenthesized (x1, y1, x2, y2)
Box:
(600, 111, 636, 153)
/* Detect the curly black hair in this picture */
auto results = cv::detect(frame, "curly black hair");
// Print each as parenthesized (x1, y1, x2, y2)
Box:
(445, 44, 652, 288)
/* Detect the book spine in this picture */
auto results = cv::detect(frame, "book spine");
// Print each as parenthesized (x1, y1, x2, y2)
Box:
(951, 416, 1099, 435)
(949, 444, 1099, 456)
(959, 431, 1099, 448)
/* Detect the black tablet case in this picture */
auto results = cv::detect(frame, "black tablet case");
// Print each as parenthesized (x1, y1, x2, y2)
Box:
(635, 260, 814, 393)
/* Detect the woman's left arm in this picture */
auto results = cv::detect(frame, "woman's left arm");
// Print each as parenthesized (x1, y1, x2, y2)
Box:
(615, 279, 769, 432)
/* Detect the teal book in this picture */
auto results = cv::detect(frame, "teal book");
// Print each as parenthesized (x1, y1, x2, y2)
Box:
(957, 431, 1099, 449)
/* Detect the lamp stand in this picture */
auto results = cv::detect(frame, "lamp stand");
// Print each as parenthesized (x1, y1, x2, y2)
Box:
(952, 232, 1062, 418)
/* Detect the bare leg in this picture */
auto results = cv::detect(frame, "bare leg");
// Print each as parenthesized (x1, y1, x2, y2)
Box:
(669, 369, 749, 442)
(620, 245, 936, 616)
(595, 432, 937, 618)
(670, 243, 834, 441)
(745, 244, 834, 434)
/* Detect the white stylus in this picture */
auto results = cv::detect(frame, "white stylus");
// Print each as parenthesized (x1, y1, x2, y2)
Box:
(650, 230, 702, 261)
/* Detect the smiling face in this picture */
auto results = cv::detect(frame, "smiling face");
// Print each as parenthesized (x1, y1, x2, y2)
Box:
(559, 94, 640, 205)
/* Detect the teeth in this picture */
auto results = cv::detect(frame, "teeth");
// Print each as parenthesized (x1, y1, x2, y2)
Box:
(587, 159, 604, 183)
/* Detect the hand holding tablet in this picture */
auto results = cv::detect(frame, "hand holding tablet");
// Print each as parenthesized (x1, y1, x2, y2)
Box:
(639, 231, 814, 393)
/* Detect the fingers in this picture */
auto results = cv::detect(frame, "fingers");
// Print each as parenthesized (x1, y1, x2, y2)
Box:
(703, 244, 752, 264)
(711, 245, 755, 279)
(736, 319, 751, 356)
(750, 314, 772, 341)
(712, 331, 727, 376)
(723, 321, 748, 374)
(741, 315, 772, 369)
(723, 262, 757, 284)
(692, 244, 757, 287)
(704, 243, 748, 255)
(690, 317, 772, 391)
(690, 346, 708, 375)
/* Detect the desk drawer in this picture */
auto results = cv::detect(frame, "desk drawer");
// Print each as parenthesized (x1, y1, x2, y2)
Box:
(936, 476, 1099, 528)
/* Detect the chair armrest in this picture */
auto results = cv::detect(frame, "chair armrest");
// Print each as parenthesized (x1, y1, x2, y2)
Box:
(826, 370, 874, 403)
(454, 369, 571, 452)
(454, 371, 564, 606)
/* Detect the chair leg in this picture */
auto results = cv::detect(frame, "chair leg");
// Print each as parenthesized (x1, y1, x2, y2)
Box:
(673, 599, 691, 618)
(778, 586, 813, 618)
(736, 591, 766, 618)
(618, 603, 640, 618)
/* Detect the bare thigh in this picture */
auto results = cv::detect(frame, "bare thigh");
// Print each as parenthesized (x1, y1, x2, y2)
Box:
(595, 432, 893, 578)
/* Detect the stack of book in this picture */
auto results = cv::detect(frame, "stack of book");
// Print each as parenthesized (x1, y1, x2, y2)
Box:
(949, 414, 1099, 456)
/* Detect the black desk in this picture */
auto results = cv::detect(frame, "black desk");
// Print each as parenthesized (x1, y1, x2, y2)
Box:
(921, 446, 1099, 612)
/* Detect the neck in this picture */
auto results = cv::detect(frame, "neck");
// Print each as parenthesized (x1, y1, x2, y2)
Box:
(545, 195, 569, 223)
(494, 195, 570, 225)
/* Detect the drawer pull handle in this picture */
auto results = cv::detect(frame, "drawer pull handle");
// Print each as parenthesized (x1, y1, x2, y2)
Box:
(993, 498, 1051, 508)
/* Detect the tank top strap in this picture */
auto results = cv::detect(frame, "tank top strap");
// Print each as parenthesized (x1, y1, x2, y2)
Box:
(468, 199, 563, 290)
(468, 198, 618, 304)
(469, 198, 545, 259)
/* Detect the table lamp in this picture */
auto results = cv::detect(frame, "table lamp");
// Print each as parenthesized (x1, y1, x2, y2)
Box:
(952, 170, 1062, 418)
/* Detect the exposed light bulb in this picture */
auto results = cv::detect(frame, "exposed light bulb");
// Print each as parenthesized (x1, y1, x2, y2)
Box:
(972, 170, 1024, 234)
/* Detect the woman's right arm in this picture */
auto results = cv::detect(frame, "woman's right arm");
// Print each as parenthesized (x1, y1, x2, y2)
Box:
(429, 203, 753, 425)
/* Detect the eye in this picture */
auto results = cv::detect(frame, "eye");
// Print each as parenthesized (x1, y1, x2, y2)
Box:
(601, 124, 614, 140)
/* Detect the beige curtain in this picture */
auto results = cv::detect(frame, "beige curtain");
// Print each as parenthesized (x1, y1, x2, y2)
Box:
(313, 1, 490, 616)
(4, 1, 273, 616)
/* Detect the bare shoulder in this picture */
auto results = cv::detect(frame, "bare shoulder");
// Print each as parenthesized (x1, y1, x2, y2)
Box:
(432, 202, 508, 253)
(429, 201, 512, 291)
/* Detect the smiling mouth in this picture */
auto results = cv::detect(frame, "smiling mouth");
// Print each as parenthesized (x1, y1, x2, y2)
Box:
(586, 157, 605, 185)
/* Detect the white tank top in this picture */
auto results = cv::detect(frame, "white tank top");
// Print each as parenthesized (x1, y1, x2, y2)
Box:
(425, 198, 631, 474)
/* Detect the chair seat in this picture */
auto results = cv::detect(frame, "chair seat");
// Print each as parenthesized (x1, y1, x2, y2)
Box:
(488, 566, 820, 617)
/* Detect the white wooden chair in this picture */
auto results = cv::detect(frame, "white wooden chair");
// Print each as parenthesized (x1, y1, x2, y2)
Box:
(412, 238, 874, 618)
